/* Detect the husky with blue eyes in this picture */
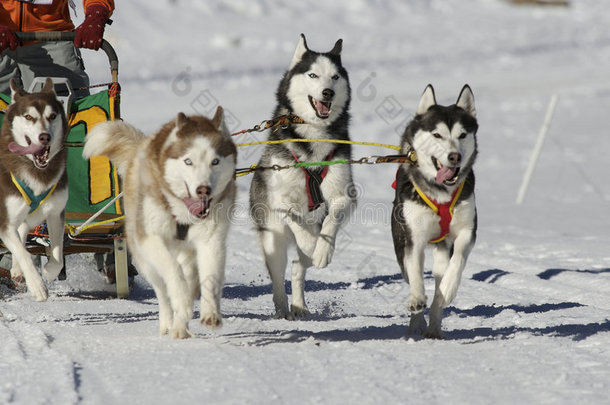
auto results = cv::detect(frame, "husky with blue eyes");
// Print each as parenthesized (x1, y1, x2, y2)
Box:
(250, 34, 356, 320)
(84, 108, 237, 338)
(392, 84, 479, 339)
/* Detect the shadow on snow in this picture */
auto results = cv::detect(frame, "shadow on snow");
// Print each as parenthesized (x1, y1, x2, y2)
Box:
(537, 268, 610, 280)
(222, 273, 404, 300)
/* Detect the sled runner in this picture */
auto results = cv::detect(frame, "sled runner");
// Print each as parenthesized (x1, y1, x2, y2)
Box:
(0, 32, 130, 298)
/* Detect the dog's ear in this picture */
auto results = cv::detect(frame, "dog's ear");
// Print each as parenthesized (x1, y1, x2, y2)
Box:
(42, 77, 56, 95)
(9, 79, 26, 101)
(456, 84, 476, 118)
(416, 84, 436, 116)
(212, 106, 230, 138)
(176, 112, 189, 128)
(289, 33, 309, 70)
(329, 38, 342, 56)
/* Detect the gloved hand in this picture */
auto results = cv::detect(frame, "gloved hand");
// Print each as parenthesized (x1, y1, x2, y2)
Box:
(74, 5, 109, 50)
(0, 25, 18, 53)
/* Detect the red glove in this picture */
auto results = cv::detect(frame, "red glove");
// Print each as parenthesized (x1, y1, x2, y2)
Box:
(0, 25, 18, 53)
(74, 5, 110, 50)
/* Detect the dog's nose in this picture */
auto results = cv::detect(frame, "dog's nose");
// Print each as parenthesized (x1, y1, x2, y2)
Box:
(39, 133, 51, 145)
(196, 185, 211, 198)
(322, 88, 335, 100)
(448, 152, 462, 166)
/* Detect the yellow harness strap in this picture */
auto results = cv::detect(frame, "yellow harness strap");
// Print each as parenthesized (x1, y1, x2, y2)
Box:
(10, 172, 58, 214)
(412, 181, 465, 243)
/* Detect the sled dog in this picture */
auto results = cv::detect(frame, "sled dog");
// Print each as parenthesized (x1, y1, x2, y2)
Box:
(391, 84, 478, 338)
(0, 78, 68, 301)
(84, 107, 237, 338)
(250, 34, 356, 319)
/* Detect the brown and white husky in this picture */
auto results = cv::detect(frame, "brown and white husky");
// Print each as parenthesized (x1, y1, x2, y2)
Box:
(0, 78, 68, 301)
(84, 107, 237, 338)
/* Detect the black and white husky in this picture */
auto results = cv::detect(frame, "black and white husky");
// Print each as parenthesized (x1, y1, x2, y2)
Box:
(391, 84, 478, 338)
(250, 34, 355, 319)
(0, 78, 68, 301)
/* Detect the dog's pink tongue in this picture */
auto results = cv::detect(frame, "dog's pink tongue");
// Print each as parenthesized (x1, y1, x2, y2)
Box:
(8, 142, 45, 155)
(436, 166, 457, 184)
(316, 100, 330, 116)
(182, 197, 208, 217)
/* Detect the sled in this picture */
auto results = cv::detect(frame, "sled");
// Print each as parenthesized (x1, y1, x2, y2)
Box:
(0, 32, 130, 298)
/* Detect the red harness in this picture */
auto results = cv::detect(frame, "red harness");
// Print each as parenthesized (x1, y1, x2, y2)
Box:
(292, 151, 334, 211)
(392, 172, 465, 243)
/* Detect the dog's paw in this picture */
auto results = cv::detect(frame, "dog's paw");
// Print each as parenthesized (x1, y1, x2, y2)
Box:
(273, 308, 295, 321)
(42, 262, 62, 282)
(159, 313, 173, 336)
(290, 304, 310, 318)
(407, 312, 427, 336)
(423, 327, 444, 340)
(170, 327, 193, 339)
(27, 277, 48, 302)
(10, 264, 24, 281)
(408, 295, 427, 313)
(200, 312, 222, 329)
(312, 237, 334, 268)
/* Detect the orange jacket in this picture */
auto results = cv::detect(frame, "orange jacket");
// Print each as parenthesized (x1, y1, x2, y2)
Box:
(0, 0, 114, 32)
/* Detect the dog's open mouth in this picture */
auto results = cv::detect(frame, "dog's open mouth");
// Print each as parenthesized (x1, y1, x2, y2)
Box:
(8, 136, 51, 169)
(432, 157, 460, 185)
(182, 196, 212, 219)
(308, 96, 332, 119)
(33, 147, 50, 169)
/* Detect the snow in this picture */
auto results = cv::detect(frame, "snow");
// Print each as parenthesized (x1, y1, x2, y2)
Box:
(1, 0, 609, 404)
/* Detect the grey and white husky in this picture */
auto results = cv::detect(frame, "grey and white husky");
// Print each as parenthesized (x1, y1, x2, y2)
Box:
(250, 34, 356, 319)
(0, 78, 68, 301)
(391, 84, 478, 338)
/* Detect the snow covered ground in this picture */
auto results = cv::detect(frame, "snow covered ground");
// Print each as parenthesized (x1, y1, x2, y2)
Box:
(1, 0, 609, 404)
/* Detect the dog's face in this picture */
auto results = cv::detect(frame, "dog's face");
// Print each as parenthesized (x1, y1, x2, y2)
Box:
(7, 78, 66, 169)
(161, 108, 236, 220)
(411, 85, 478, 186)
(285, 34, 350, 125)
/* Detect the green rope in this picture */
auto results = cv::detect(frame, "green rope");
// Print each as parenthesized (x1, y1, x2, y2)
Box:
(294, 159, 349, 168)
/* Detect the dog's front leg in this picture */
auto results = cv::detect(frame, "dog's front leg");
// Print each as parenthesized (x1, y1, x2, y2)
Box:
(259, 221, 290, 319)
(284, 216, 319, 318)
(428, 228, 475, 338)
(142, 237, 194, 338)
(197, 237, 226, 329)
(312, 196, 354, 268)
(437, 229, 475, 306)
(426, 244, 452, 339)
(289, 246, 312, 317)
(9, 222, 31, 283)
(178, 251, 200, 299)
(1, 226, 48, 301)
(403, 244, 427, 334)
(42, 210, 65, 282)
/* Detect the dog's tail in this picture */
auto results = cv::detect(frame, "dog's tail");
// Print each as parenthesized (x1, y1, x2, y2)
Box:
(83, 120, 145, 176)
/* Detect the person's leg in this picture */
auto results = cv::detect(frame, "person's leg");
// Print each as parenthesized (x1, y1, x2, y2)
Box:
(15, 41, 90, 98)
(0, 51, 22, 94)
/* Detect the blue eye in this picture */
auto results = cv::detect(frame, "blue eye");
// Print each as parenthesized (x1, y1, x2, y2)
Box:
(184, 158, 192, 166)
(308, 73, 318, 79)
(332, 74, 340, 80)
(212, 158, 220, 166)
